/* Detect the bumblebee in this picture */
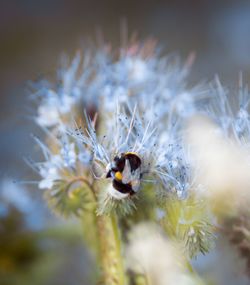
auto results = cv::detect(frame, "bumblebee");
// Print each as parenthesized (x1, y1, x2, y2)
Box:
(106, 152, 142, 197)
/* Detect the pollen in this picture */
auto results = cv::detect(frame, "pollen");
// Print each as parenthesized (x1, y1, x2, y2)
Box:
(115, 171, 123, 181)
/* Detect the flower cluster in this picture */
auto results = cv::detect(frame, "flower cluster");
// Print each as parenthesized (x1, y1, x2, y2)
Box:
(30, 40, 207, 214)
(32, 40, 206, 131)
(27, 39, 250, 282)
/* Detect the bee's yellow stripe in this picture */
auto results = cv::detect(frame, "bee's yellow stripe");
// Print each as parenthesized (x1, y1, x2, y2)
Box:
(115, 171, 123, 181)
(125, 152, 139, 156)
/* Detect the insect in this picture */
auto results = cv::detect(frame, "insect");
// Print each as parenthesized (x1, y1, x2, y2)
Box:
(106, 152, 142, 199)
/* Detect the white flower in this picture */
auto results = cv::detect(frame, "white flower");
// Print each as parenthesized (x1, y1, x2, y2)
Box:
(60, 142, 77, 168)
(31, 133, 85, 190)
(34, 54, 86, 128)
(126, 223, 198, 285)
(125, 56, 150, 82)
(186, 115, 250, 208)
(37, 104, 60, 127)
(38, 155, 62, 189)
(36, 90, 76, 127)
(36, 91, 61, 127)
(58, 95, 76, 114)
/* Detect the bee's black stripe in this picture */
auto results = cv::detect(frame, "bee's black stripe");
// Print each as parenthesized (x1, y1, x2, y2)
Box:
(124, 153, 141, 171)
(113, 153, 141, 173)
(112, 179, 135, 195)
(114, 155, 125, 172)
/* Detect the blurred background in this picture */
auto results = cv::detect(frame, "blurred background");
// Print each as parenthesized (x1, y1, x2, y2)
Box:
(1, 1, 250, 284)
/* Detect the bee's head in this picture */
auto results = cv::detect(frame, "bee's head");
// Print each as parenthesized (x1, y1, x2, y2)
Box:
(105, 152, 142, 198)
(106, 154, 124, 177)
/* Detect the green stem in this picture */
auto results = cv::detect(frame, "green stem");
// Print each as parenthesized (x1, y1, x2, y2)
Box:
(96, 213, 126, 285)
(185, 259, 204, 285)
(186, 260, 195, 274)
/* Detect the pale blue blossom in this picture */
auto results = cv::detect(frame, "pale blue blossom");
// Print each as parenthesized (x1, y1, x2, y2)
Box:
(30, 132, 90, 189)
(33, 43, 205, 132)
(207, 76, 250, 145)
(38, 154, 63, 189)
(31, 42, 210, 203)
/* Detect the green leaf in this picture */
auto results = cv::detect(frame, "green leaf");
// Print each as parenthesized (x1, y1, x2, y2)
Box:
(161, 194, 215, 259)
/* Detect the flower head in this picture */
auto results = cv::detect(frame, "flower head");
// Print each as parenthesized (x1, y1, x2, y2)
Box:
(29, 39, 209, 216)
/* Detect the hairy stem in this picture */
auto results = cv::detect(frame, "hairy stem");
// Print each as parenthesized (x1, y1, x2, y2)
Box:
(96, 213, 126, 285)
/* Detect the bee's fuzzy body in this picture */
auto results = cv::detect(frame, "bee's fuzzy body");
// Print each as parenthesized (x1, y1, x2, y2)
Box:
(106, 152, 142, 198)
